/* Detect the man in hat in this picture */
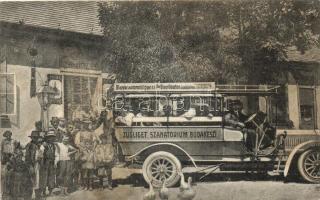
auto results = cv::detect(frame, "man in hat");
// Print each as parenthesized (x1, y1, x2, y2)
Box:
(224, 100, 259, 151)
(1, 131, 18, 165)
(56, 136, 77, 195)
(50, 117, 66, 142)
(25, 130, 44, 200)
(1, 130, 19, 200)
(39, 130, 56, 196)
(224, 100, 247, 129)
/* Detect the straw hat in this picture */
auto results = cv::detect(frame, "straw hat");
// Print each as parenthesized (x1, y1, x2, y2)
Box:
(45, 130, 56, 138)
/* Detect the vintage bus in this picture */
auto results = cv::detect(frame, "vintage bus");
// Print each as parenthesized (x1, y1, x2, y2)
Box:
(111, 82, 320, 187)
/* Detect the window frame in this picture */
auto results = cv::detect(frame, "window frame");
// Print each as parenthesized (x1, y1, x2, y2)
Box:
(0, 72, 16, 115)
(63, 73, 99, 121)
(298, 85, 317, 130)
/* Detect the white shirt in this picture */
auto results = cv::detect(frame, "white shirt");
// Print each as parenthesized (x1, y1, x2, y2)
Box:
(56, 143, 71, 161)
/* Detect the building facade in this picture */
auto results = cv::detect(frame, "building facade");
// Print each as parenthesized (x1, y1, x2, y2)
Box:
(0, 2, 114, 144)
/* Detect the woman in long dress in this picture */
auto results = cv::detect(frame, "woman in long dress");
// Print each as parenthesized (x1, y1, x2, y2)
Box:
(74, 120, 97, 191)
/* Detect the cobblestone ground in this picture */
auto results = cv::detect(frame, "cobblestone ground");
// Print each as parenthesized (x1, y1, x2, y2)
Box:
(47, 168, 320, 200)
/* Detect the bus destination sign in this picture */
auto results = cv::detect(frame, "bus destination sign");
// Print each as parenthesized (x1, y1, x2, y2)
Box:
(114, 82, 216, 92)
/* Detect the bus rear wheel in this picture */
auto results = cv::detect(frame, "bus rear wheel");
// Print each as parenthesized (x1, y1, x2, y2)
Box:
(142, 151, 181, 188)
(297, 148, 320, 183)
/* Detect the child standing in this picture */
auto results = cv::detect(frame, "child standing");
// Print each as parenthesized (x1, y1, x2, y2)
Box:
(95, 133, 114, 190)
(56, 136, 77, 195)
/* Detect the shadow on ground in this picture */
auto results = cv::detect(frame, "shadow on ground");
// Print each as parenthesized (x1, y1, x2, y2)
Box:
(112, 172, 303, 189)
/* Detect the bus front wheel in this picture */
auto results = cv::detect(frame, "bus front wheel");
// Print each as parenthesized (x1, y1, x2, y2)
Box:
(142, 151, 181, 188)
(297, 148, 320, 183)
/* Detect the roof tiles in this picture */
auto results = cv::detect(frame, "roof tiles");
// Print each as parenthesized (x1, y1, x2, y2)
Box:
(0, 1, 103, 35)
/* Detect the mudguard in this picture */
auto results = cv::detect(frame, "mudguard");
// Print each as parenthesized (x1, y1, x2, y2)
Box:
(127, 142, 197, 168)
(284, 140, 320, 177)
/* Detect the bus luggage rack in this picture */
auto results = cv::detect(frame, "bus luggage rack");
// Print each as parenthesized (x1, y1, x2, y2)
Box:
(216, 85, 280, 95)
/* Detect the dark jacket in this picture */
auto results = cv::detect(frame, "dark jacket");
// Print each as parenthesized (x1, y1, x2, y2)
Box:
(25, 141, 39, 167)
(43, 142, 55, 162)
(224, 111, 247, 128)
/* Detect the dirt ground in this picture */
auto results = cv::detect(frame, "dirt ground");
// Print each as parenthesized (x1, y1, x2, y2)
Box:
(47, 168, 320, 200)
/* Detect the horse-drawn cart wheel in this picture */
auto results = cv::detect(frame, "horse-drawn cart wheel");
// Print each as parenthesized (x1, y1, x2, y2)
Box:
(142, 151, 181, 188)
(298, 148, 320, 183)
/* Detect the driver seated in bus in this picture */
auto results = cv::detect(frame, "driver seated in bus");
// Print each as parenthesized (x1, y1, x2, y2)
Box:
(224, 100, 256, 151)
(224, 100, 247, 128)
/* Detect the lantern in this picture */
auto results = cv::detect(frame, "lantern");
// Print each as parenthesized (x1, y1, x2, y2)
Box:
(36, 81, 57, 130)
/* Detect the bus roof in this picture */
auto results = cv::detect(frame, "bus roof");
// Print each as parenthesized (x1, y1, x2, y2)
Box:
(114, 82, 216, 93)
(114, 93, 223, 98)
(113, 82, 280, 96)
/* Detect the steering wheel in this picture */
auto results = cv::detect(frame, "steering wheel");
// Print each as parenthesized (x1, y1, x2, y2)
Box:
(245, 113, 257, 123)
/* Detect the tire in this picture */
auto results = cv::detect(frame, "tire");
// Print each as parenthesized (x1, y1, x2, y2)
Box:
(297, 148, 320, 184)
(142, 151, 181, 188)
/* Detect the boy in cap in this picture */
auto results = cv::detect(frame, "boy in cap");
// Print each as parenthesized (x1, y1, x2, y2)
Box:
(56, 136, 77, 195)
(39, 130, 56, 196)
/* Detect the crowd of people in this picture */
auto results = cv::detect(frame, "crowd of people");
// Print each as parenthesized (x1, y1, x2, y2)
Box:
(1, 107, 116, 200)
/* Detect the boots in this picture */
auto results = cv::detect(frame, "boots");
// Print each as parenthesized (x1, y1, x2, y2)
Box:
(99, 177, 104, 190)
(35, 189, 42, 200)
(89, 179, 93, 191)
(48, 188, 53, 196)
(64, 187, 69, 195)
(106, 168, 113, 190)
(60, 187, 69, 196)
(84, 179, 89, 190)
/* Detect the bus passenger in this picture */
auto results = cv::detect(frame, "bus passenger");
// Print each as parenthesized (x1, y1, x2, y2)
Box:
(115, 111, 135, 126)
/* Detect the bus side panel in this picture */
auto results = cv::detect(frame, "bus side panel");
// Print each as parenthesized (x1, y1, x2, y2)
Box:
(116, 126, 231, 160)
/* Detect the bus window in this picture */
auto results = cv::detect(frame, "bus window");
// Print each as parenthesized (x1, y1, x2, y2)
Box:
(113, 94, 223, 126)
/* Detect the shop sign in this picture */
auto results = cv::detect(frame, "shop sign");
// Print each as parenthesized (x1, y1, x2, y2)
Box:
(47, 74, 62, 104)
